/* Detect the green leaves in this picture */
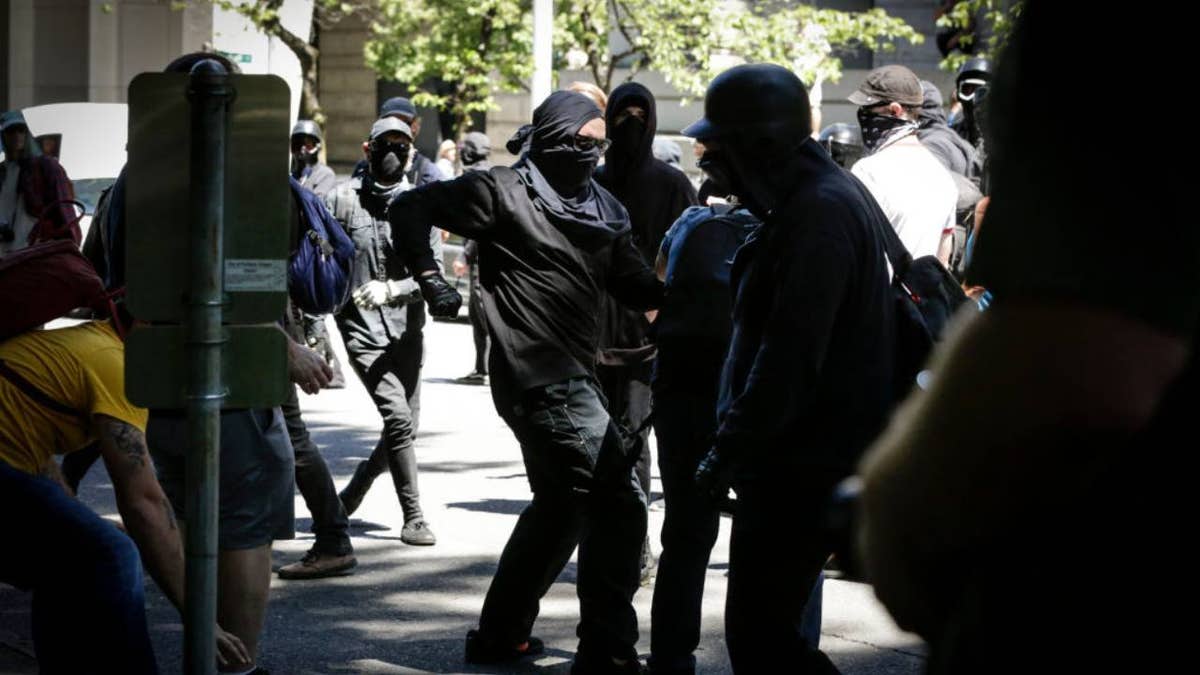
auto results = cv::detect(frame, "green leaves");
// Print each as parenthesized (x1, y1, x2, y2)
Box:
(553, 0, 922, 98)
(361, 0, 926, 136)
(366, 0, 533, 137)
(935, 0, 1024, 72)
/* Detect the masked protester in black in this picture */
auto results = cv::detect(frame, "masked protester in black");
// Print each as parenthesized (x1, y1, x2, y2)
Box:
(686, 64, 895, 674)
(387, 90, 664, 674)
(321, 117, 443, 550)
(593, 82, 699, 582)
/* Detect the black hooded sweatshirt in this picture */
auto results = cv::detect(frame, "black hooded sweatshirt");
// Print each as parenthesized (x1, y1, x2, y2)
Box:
(388, 91, 663, 400)
(917, 82, 982, 180)
(594, 83, 698, 361)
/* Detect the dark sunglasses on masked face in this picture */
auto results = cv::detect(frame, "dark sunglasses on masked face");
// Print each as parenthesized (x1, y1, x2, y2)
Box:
(572, 134, 611, 153)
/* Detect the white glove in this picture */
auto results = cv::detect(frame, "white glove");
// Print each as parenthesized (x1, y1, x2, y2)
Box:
(353, 279, 421, 309)
(353, 280, 391, 309)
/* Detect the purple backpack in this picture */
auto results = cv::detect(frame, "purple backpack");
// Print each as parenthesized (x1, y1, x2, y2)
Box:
(288, 177, 355, 315)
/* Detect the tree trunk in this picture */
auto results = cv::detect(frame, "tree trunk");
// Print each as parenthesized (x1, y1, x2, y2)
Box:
(259, 4, 324, 124)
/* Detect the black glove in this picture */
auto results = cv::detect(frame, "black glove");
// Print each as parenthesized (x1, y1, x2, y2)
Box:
(695, 445, 736, 502)
(417, 273, 464, 318)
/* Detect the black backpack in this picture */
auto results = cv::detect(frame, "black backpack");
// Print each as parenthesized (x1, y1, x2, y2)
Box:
(875, 216, 970, 400)
(657, 205, 759, 343)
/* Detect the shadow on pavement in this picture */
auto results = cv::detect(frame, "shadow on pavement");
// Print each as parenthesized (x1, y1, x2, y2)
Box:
(447, 499, 531, 517)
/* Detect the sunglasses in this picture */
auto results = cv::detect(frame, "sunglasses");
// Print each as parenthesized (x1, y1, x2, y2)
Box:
(573, 135, 612, 153)
(371, 140, 411, 152)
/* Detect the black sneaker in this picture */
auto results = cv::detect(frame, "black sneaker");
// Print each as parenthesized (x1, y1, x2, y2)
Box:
(464, 629, 545, 664)
(400, 519, 437, 546)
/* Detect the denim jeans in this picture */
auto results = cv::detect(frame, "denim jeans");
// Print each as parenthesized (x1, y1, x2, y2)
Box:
(0, 458, 158, 674)
(480, 376, 647, 661)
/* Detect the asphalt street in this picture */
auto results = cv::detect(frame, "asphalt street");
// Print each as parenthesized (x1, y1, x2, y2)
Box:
(1, 317, 925, 674)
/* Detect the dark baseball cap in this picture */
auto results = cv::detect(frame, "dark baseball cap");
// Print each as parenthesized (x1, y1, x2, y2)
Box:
(848, 65, 924, 107)
(369, 117, 413, 141)
(380, 97, 418, 120)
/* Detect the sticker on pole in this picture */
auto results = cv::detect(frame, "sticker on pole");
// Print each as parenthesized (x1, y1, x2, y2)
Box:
(225, 259, 287, 292)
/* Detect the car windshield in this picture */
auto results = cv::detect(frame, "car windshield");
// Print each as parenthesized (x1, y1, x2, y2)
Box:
(72, 177, 116, 214)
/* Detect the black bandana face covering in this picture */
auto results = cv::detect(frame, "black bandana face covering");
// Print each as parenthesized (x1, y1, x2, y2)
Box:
(857, 109, 918, 153)
(532, 144, 601, 195)
(369, 141, 410, 184)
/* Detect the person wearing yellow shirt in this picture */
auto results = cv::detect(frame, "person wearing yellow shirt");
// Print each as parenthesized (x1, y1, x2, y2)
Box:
(0, 319, 248, 673)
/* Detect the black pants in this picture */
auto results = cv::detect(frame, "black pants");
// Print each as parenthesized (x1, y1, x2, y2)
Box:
(282, 384, 351, 555)
(725, 472, 843, 675)
(650, 347, 826, 674)
(597, 361, 653, 508)
(468, 262, 489, 374)
(480, 376, 646, 661)
(648, 352, 723, 674)
(340, 331, 424, 521)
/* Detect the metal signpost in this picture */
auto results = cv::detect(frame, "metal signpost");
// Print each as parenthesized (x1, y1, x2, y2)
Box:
(125, 61, 290, 675)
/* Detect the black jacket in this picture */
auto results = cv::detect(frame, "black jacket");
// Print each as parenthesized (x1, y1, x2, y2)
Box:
(716, 139, 895, 472)
(325, 177, 439, 348)
(388, 166, 663, 398)
(595, 83, 698, 362)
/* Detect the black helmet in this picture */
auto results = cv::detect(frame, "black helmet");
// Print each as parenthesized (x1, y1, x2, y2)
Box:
(956, 57, 992, 84)
(817, 123, 864, 169)
(956, 58, 992, 105)
(290, 119, 323, 145)
(683, 64, 811, 143)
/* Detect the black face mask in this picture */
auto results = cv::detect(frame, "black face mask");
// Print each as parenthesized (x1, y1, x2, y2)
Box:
(531, 144, 601, 195)
(697, 148, 741, 200)
(369, 141, 410, 184)
(962, 84, 989, 147)
(610, 117, 645, 161)
(857, 109, 915, 153)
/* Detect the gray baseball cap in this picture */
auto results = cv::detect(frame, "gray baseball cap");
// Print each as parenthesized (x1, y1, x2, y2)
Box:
(369, 116, 413, 141)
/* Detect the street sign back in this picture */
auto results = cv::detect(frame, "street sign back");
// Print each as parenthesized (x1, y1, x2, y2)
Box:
(125, 72, 291, 324)
(125, 324, 289, 409)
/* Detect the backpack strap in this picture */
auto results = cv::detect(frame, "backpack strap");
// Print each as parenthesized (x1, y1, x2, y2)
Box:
(0, 359, 88, 423)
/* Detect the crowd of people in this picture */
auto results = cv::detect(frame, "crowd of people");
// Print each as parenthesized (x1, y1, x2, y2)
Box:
(1, 2, 1195, 673)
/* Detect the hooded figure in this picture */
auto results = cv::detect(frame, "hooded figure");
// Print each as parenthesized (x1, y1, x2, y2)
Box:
(596, 83, 699, 264)
(504, 90, 629, 242)
(385, 89, 663, 671)
(1, 111, 78, 253)
(916, 81, 982, 180)
(591, 85, 698, 582)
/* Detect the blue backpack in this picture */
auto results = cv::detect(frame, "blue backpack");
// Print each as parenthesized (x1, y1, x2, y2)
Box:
(288, 177, 355, 315)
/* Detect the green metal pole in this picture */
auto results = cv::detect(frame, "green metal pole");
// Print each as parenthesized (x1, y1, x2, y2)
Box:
(184, 59, 231, 675)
